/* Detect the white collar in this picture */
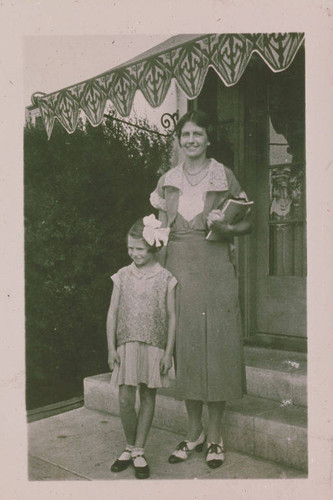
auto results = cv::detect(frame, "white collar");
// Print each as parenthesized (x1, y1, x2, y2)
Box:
(163, 158, 229, 192)
(129, 261, 162, 279)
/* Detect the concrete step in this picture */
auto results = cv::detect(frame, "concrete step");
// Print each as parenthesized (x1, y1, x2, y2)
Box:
(142, 346, 307, 407)
(84, 373, 307, 471)
(243, 346, 307, 407)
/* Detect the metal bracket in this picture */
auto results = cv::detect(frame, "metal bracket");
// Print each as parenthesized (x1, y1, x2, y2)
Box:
(160, 111, 179, 133)
(104, 110, 179, 138)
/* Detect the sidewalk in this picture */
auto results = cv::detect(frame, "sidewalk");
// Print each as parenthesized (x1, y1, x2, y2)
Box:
(28, 407, 306, 480)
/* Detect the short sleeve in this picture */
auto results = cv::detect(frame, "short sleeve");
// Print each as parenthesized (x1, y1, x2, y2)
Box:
(168, 275, 178, 292)
(226, 168, 249, 201)
(110, 272, 120, 287)
(150, 174, 166, 211)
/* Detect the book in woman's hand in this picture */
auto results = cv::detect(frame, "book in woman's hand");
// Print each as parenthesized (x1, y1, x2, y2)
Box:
(206, 199, 254, 240)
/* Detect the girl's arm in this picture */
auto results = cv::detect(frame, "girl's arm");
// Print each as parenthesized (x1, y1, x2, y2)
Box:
(106, 285, 121, 370)
(160, 283, 176, 375)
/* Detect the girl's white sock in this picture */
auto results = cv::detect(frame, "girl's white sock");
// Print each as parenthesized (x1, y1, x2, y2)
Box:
(131, 447, 144, 457)
(118, 444, 134, 461)
(132, 447, 147, 466)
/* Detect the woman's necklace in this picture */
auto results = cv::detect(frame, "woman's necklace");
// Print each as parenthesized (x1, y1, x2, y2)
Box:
(184, 159, 210, 176)
(184, 166, 206, 176)
(183, 163, 210, 186)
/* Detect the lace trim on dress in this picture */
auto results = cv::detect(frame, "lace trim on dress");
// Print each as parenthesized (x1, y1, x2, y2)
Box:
(162, 159, 229, 193)
(164, 165, 183, 190)
(206, 159, 229, 192)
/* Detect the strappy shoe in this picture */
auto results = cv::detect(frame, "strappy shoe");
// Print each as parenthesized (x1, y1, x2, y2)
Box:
(205, 441, 225, 469)
(168, 430, 205, 464)
(110, 448, 133, 472)
(132, 454, 150, 479)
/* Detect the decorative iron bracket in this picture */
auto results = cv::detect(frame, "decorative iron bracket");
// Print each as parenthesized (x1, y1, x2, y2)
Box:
(103, 110, 179, 138)
(160, 111, 179, 133)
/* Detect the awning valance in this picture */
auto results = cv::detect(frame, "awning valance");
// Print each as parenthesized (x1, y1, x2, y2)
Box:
(32, 33, 304, 139)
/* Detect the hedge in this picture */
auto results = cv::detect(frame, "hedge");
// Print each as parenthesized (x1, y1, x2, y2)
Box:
(25, 117, 173, 409)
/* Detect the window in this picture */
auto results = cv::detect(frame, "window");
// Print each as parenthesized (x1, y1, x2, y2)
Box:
(268, 52, 306, 277)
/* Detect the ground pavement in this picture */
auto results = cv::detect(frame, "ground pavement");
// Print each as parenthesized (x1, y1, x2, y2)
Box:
(28, 407, 306, 481)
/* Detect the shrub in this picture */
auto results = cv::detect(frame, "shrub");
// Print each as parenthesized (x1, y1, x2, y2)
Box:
(25, 116, 173, 409)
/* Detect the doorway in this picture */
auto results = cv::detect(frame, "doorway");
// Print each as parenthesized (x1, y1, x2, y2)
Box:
(196, 48, 306, 351)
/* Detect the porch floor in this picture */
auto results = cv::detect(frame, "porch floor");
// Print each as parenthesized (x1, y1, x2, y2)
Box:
(28, 407, 306, 481)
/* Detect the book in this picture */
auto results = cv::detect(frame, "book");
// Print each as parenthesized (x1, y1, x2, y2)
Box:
(206, 198, 254, 240)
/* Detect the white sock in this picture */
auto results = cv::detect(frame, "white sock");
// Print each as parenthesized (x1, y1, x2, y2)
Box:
(132, 447, 144, 457)
(118, 444, 134, 461)
(132, 447, 147, 466)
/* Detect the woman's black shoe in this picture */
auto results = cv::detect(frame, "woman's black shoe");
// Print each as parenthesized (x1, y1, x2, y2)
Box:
(205, 442, 225, 469)
(168, 430, 205, 463)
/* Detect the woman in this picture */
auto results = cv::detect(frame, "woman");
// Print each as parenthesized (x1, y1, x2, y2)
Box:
(150, 110, 252, 469)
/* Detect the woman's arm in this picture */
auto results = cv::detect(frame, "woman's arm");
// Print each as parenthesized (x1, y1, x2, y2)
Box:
(209, 214, 253, 238)
(228, 215, 253, 236)
(221, 167, 253, 237)
(106, 285, 121, 370)
(160, 283, 176, 375)
(158, 209, 168, 227)
(156, 210, 169, 266)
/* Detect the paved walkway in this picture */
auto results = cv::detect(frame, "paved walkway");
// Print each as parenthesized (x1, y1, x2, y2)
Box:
(28, 407, 306, 480)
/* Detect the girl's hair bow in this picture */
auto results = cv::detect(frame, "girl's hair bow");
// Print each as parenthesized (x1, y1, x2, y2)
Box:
(142, 214, 170, 248)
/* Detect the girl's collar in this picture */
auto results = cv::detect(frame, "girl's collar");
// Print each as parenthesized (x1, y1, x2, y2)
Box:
(129, 261, 162, 279)
(163, 158, 229, 192)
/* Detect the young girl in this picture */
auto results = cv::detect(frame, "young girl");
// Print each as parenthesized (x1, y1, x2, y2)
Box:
(107, 214, 177, 479)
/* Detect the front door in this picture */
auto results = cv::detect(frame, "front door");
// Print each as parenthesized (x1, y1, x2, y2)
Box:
(197, 48, 306, 350)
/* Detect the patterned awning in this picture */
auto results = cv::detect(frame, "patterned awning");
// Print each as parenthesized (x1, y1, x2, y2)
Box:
(33, 33, 304, 139)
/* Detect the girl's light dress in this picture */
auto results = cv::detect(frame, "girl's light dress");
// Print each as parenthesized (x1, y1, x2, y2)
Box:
(110, 262, 177, 388)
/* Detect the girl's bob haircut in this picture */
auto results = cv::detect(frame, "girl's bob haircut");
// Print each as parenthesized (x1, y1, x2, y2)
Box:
(127, 218, 159, 253)
(175, 110, 215, 144)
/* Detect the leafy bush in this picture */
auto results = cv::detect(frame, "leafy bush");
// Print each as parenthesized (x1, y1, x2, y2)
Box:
(25, 117, 173, 409)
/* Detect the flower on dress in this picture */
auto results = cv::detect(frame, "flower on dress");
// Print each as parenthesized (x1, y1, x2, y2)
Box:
(142, 214, 170, 248)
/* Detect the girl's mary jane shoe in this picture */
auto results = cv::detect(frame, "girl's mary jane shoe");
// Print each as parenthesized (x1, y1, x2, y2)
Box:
(132, 454, 150, 479)
(168, 430, 205, 464)
(205, 441, 225, 469)
(110, 449, 132, 472)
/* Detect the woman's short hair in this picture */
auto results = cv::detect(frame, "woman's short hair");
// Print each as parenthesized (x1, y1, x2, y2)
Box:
(175, 110, 215, 143)
(127, 219, 159, 253)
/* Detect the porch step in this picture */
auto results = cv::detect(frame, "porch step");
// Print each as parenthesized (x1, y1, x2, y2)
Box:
(155, 346, 307, 407)
(84, 372, 307, 471)
(243, 346, 307, 407)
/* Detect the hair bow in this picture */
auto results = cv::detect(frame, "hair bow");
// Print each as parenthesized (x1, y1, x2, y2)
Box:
(142, 214, 170, 248)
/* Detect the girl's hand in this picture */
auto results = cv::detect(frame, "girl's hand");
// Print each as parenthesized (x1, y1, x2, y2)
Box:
(108, 349, 120, 371)
(160, 353, 172, 375)
(207, 210, 225, 228)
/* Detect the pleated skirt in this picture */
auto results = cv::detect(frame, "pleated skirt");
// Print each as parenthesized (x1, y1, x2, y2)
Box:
(110, 341, 173, 388)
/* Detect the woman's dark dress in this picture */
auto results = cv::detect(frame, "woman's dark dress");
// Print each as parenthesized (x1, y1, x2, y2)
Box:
(151, 159, 246, 402)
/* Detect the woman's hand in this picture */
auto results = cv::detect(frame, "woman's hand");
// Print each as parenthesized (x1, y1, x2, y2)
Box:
(108, 349, 120, 371)
(160, 353, 172, 375)
(209, 219, 234, 236)
(207, 209, 225, 228)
